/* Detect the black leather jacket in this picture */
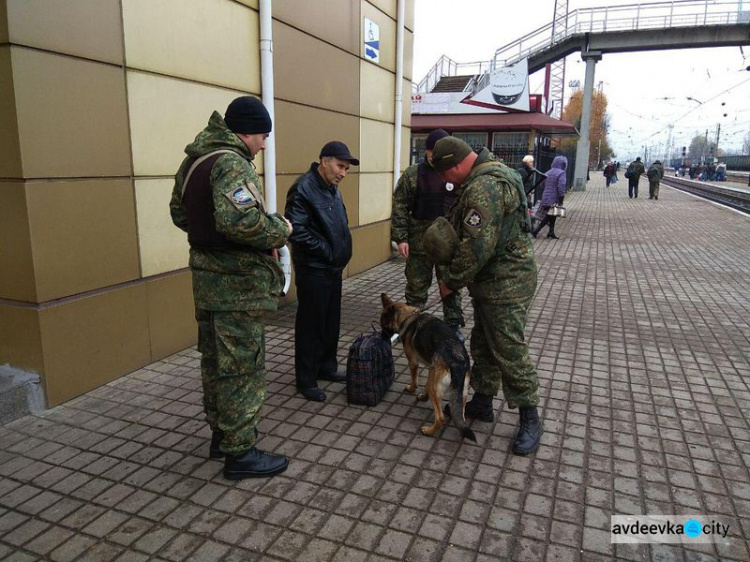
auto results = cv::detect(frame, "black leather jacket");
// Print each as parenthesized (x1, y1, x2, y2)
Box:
(284, 163, 352, 272)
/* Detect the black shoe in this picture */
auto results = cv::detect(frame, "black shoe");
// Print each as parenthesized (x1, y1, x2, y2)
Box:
(655, 196, 658, 200)
(512, 406, 543, 455)
(547, 233, 559, 240)
(210, 430, 225, 459)
(319, 372, 347, 383)
(210, 428, 259, 460)
(531, 230, 538, 239)
(223, 447, 289, 480)
(444, 393, 494, 422)
(299, 387, 326, 402)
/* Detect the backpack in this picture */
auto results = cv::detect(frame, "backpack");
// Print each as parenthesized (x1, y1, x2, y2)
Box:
(625, 163, 636, 179)
(647, 166, 658, 180)
(346, 328, 395, 406)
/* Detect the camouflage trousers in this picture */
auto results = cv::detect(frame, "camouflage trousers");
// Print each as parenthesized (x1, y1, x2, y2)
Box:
(405, 252, 464, 327)
(649, 180, 660, 199)
(470, 296, 539, 408)
(196, 309, 266, 455)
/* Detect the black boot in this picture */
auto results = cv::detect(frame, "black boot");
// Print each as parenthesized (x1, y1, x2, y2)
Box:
(224, 447, 289, 480)
(209, 429, 225, 459)
(445, 392, 494, 422)
(511, 406, 543, 455)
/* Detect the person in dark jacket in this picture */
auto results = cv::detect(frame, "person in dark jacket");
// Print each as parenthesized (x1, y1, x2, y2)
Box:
(285, 141, 357, 402)
(627, 157, 646, 198)
(532, 155, 567, 240)
(515, 155, 536, 208)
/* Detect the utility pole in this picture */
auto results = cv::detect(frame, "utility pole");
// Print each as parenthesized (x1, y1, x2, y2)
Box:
(715, 123, 721, 157)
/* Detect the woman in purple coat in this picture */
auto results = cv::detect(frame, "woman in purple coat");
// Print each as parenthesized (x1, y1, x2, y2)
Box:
(532, 155, 567, 240)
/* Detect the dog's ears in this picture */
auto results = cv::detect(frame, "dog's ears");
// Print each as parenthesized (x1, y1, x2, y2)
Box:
(380, 293, 393, 308)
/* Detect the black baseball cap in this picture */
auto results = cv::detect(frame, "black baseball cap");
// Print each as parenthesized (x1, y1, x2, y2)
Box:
(319, 141, 359, 166)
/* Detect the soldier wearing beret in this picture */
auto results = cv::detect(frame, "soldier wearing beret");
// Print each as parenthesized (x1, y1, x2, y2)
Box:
(170, 96, 293, 479)
(430, 137, 543, 455)
(391, 129, 464, 337)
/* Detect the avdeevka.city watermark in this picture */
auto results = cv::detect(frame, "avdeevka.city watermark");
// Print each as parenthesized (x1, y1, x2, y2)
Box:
(611, 515, 731, 543)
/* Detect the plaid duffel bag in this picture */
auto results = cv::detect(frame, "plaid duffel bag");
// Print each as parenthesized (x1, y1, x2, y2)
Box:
(346, 328, 395, 406)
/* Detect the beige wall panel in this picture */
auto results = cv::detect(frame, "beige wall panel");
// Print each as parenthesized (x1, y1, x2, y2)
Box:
(0, 182, 35, 302)
(147, 272, 197, 361)
(362, 2, 396, 72)
(26, 179, 140, 302)
(275, 101, 360, 175)
(12, 47, 131, 179)
(0, 47, 22, 179)
(135, 178, 190, 277)
(273, 0, 359, 55)
(360, 119, 394, 173)
(404, 30, 414, 81)
(274, 21, 359, 116)
(127, 71, 255, 177)
(349, 221, 391, 275)
(0, 1, 7, 43)
(360, 63, 395, 123)
(39, 285, 151, 406)
(0, 305, 43, 376)
(401, 78, 412, 127)
(405, 0, 415, 31)
(6, 0, 122, 64)
(400, 126, 411, 172)
(122, 0, 259, 92)
(234, 0, 259, 8)
(359, 173, 392, 225)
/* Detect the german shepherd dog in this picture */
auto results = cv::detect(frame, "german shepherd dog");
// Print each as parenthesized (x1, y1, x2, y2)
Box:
(380, 293, 476, 442)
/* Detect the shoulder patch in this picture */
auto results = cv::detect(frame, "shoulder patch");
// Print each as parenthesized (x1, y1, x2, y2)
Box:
(463, 208, 484, 229)
(224, 185, 257, 209)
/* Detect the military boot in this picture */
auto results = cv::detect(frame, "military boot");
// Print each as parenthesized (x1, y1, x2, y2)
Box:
(511, 406, 543, 455)
(224, 447, 289, 480)
(465, 393, 495, 422)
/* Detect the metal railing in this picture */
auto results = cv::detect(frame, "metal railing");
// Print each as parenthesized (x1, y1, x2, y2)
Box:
(415, 55, 494, 93)
(416, 1, 749, 93)
(492, 0, 749, 67)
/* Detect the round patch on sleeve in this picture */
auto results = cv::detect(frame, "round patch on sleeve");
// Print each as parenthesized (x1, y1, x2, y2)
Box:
(463, 208, 484, 229)
(224, 185, 256, 209)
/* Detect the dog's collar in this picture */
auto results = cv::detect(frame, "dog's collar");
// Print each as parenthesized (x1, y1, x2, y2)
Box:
(398, 310, 421, 339)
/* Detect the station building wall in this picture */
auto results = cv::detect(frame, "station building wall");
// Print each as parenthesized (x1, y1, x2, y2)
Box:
(0, 0, 414, 407)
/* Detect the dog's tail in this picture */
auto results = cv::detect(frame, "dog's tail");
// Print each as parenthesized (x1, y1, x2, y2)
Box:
(449, 362, 477, 442)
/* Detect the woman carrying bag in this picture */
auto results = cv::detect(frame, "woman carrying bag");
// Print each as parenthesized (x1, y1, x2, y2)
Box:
(532, 155, 568, 240)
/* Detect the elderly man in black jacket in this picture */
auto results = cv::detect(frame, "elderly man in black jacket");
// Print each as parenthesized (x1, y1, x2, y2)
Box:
(285, 141, 358, 401)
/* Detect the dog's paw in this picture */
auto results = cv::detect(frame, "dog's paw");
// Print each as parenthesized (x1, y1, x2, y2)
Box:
(404, 385, 417, 393)
(420, 425, 436, 436)
(417, 393, 428, 402)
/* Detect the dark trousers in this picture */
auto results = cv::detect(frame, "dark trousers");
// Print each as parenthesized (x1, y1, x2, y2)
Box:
(534, 215, 557, 236)
(294, 268, 342, 389)
(628, 178, 639, 198)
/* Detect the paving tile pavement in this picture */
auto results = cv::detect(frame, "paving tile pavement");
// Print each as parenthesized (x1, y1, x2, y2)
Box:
(1, 175, 749, 561)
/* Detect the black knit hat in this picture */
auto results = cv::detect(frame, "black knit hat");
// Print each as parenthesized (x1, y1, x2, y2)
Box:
(425, 129, 449, 150)
(224, 96, 272, 134)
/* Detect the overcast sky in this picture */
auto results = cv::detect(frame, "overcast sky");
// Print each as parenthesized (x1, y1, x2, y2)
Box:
(413, 0, 750, 161)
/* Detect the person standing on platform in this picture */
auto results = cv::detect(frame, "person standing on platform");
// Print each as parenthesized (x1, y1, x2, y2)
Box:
(626, 157, 645, 198)
(516, 155, 537, 207)
(170, 96, 292, 480)
(429, 137, 543, 456)
(532, 155, 568, 240)
(647, 159, 664, 200)
(603, 161, 615, 187)
(391, 129, 465, 338)
(285, 141, 357, 402)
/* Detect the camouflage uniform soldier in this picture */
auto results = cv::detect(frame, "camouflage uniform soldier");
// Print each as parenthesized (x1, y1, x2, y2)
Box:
(170, 96, 292, 479)
(391, 129, 464, 334)
(647, 160, 664, 200)
(430, 137, 543, 455)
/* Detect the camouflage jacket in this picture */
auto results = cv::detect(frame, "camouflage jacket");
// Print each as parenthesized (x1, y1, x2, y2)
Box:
(438, 149, 537, 303)
(391, 162, 448, 253)
(170, 111, 290, 312)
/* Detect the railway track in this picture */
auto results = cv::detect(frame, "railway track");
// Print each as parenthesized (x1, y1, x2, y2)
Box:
(660, 176, 750, 214)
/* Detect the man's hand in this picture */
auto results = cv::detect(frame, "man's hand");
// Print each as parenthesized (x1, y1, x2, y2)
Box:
(283, 216, 293, 235)
(397, 242, 409, 258)
(438, 280, 453, 299)
(272, 248, 279, 261)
